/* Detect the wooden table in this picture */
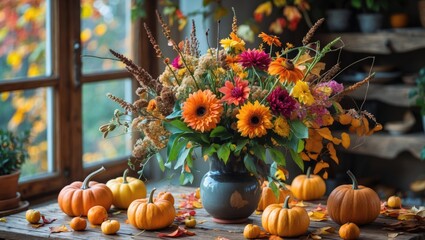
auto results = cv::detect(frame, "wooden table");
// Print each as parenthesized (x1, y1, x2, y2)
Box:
(0, 183, 424, 240)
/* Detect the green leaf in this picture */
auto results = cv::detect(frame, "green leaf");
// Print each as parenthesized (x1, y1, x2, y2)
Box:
(179, 172, 194, 185)
(163, 119, 192, 134)
(235, 139, 249, 153)
(210, 126, 233, 140)
(421, 147, 425, 160)
(290, 149, 304, 172)
(291, 120, 309, 139)
(217, 144, 231, 164)
(168, 137, 188, 162)
(243, 154, 258, 176)
(156, 153, 165, 172)
(252, 144, 266, 161)
(268, 179, 280, 199)
(268, 148, 286, 167)
(202, 144, 217, 157)
(297, 139, 305, 153)
(174, 147, 190, 170)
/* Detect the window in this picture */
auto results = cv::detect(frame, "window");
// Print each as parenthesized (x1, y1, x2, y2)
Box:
(0, 0, 156, 199)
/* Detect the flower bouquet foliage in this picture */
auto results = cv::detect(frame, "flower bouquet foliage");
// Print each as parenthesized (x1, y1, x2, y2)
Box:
(101, 12, 381, 184)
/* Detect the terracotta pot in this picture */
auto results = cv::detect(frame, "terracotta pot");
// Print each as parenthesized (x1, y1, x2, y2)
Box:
(390, 13, 408, 28)
(0, 171, 20, 201)
(0, 192, 20, 211)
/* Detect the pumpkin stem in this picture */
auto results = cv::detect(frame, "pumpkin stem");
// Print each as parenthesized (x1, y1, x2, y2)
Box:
(283, 195, 291, 209)
(81, 166, 106, 190)
(306, 166, 311, 178)
(148, 188, 157, 204)
(122, 169, 129, 184)
(346, 170, 358, 190)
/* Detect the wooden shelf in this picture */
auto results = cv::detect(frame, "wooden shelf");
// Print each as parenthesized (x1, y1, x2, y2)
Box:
(342, 132, 425, 159)
(318, 29, 425, 54)
(344, 83, 415, 107)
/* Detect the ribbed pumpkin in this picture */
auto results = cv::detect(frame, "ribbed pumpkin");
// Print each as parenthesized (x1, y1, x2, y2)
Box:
(291, 166, 326, 201)
(257, 181, 293, 211)
(127, 188, 176, 230)
(58, 166, 113, 217)
(106, 169, 147, 209)
(243, 224, 261, 239)
(262, 196, 310, 237)
(327, 170, 381, 225)
(156, 191, 175, 205)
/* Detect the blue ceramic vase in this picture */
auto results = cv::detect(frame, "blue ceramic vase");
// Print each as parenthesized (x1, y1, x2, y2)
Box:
(200, 153, 261, 223)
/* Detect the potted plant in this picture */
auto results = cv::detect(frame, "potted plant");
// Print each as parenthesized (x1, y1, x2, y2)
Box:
(325, 0, 352, 32)
(0, 129, 29, 211)
(351, 0, 389, 32)
(409, 67, 425, 159)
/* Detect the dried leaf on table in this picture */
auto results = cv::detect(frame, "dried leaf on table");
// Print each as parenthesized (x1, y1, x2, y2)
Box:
(388, 232, 402, 238)
(49, 225, 68, 233)
(308, 211, 328, 221)
(179, 192, 202, 209)
(157, 227, 196, 237)
(112, 210, 121, 215)
(215, 237, 230, 240)
(42, 215, 56, 224)
(269, 235, 284, 240)
(295, 200, 309, 207)
(311, 226, 336, 235)
(0, 217, 6, 222)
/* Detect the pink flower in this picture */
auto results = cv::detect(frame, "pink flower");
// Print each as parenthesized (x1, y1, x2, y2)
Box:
(219, 77, 250, 106)
(238, 49, 271, 71)
(172, 56, 183, 69)
(266, 87, 297, 118)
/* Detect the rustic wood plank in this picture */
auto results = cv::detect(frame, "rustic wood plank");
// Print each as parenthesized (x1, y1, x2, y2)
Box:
(0, 183, 424, 240)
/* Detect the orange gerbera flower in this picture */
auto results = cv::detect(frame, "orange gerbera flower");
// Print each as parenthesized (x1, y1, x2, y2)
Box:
(182, 89, 223, 133)
(258, 32, 282, 47)
(268, 57, 304, 83)
(236, 101, 273, 139)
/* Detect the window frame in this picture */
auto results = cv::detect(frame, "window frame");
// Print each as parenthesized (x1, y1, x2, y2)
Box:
(0, 0, 157, 199)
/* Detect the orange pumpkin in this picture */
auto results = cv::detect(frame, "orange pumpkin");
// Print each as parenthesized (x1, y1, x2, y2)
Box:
(127, 188, 176, 230)
(101, 219, 120, 235)
(387, 195, 402, 209)
(106, 169, 147, 209)
(156, 191, 175, 205)
(70, 217, 87, 231)
(339, 222, 360, 240)
(327, 170, 381, 225)
(257, 181, 293, 211)
(25, 209, 41, 224)
(243, 224, 261, 239)
(291, 167, 326, 201)
(262, 196, 310, 237)
(57, 166, 113, 217)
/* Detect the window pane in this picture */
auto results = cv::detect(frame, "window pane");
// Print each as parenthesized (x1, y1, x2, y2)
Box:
(80, 0, 132, 74)
(0, 0, 51, 80)
(0, 88, 53, 179)
(82, 79, 132, 165)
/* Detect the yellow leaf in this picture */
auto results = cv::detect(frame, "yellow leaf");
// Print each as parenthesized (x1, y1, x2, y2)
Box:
(312, 226, 335, 234)
(49, 225, 68, 233)
(308, 211, 327, 221)
(331, 137, 341, 145)
(327, 142, 339, 164)
(316, 128, 333, 141)
(341, 132, 350, 149)
(388, 232, 399, 238)
(310, 62, 326, 77)
(321, 114, 334, 126)
(313, 161, 329, 174)
(254, 1, 273, 16)
(275, 169, 287, 181)
(0, 217, 6, 222)
(323, 171, 328, 179)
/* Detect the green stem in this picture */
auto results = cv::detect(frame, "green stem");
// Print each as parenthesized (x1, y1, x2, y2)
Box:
(306, 166, 311, 178)
(283, 195, 291, 209)
(81, 166, 106, 190)
(346, 170, 358, 190)
(122, 169, 129, 184)
(148, 188, 157, 203)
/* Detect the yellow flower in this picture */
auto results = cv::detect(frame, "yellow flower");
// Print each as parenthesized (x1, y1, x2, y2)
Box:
(220, 32, 245, 54)
(290, 80, 314, 106)
(236, 101, 273, 138)
(273, 116, 290, 137)
(182, 89, 223, 133)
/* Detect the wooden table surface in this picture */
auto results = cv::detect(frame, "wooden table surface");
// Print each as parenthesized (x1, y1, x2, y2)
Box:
(0, 182, 424, 240)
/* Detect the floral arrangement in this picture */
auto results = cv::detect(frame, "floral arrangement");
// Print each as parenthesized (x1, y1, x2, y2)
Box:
(100, 12, 381, 184)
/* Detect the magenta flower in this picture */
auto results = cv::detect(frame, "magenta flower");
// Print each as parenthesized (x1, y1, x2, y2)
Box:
(267, 87, 297, 118)
(238, 49, 271, 71)
(172, 56, 183, 69)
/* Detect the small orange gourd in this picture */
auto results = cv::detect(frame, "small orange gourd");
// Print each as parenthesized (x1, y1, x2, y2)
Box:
(57, 166, 113, 217)
(339, 222, 360, 240)
(106, 169, 147, 209)
(127, 188, 176, 230)
(156, 191, 175, 205)
(327, 170, 381, 225)
(257, 182, 293, 211)
(291, 167, 326, 201)
(70, 217, 87, 231)
(387, 195, 402, 209)
(101, 219, 120, 235)
(262, 196, 310, 237)
(25, 209, 41, 224)
(243, 224, 261, 239)
(87, 205, 108, 225)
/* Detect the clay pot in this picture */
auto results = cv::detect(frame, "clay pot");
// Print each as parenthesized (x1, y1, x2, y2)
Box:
(0, 171, 20, 200)
(390, 13, 408, 28)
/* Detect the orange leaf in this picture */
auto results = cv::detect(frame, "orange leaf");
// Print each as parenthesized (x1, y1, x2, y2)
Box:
(315, 128, 333, 141)
(305, 138, 323, 153)
(157, 227, 196, 238)
(307, 152, 320, 161)
(331, 137, 341, 145)
(269, 235, 284, 240)
(321, 114, 334, 126)
(362, 116, 370, 133)
(313, 161, 329, 174)
(341, 132, 350, 149)
(301, 152, 310, 161)
(49, 225, 68, 233)
(327, 142, 338, 164)
(338, 113, 352, 125)
(323, 171, 328, 179)
(308, 211, 328, 221)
